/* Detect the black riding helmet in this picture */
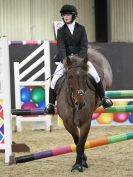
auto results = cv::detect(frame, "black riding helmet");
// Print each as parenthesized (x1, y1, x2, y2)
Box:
(60, 5, 78, 22)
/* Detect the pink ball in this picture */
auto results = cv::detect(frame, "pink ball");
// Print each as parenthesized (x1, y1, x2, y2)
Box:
(21, 102, 37, 109)
(92, 113, 100, 120)
(114, 113, 129, 123)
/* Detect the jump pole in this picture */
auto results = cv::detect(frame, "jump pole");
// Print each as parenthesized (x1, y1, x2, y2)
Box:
(105, 90, 133, 97)
(12, 105, 133, 116)
(95, 105, 133, 113)
(15, 132, 133, 163)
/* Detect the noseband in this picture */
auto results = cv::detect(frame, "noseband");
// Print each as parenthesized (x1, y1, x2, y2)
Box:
(72, 89, 85, 100)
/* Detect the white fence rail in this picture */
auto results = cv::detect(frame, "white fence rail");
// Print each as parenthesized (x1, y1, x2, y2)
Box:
(0, 37, 12, 164)
(14, 41, 52, 132)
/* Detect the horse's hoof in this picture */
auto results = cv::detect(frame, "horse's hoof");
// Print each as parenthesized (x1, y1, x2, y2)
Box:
(82, 154, 88, 168)
(71, 164, 83, 172)
(82, 161, 88, 168)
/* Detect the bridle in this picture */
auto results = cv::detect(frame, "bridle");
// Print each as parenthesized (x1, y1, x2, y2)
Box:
(71, 89, 85, 100)
(67, 65, 87, 109)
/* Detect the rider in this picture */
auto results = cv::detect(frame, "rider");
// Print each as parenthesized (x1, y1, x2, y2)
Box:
(45, 4, 113, 114)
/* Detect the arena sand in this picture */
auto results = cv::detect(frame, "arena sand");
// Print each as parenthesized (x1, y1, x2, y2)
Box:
(0, 117, 133, 177)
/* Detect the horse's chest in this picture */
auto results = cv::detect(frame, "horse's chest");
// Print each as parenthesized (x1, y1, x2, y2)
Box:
(57, 97, 73, 119)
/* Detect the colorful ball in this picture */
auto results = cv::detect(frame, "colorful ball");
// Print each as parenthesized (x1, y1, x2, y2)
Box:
(92, 113, 100, 120)
(31, 86, 45, 103)
(21, 87, 31, 102)
(129, 113, 133, 123)
(113, 113, 129, 123)
(38, 100, 46, 109)
(21, 102, 37, 109)
(96, 113, 114, 124)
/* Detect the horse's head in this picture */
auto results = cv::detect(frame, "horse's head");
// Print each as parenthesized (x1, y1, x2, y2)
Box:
(64, 54, 88, 110)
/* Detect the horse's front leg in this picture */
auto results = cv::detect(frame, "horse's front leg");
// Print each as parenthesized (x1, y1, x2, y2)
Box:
(71, 120, 91, 172)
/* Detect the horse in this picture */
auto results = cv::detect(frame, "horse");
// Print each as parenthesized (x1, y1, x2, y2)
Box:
(55, 48, 113, 172)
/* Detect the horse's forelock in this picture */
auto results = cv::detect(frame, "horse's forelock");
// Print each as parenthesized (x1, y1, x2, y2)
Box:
(64, 55, 88, 71)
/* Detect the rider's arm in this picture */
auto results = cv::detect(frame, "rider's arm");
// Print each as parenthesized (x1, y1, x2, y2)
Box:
(57, 28, 66, 62)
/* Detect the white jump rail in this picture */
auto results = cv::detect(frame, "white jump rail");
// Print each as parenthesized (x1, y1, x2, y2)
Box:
(14, 41, 52, 132)
(0, 37, 12, 164)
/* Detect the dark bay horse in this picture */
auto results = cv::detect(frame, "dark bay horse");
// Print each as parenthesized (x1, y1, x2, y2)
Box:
(56, 48, 112, 172)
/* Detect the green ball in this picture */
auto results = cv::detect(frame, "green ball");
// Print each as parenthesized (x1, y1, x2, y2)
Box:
(31, 86, 45, 103)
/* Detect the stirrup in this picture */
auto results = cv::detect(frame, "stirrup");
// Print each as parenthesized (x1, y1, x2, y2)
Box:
(44, 103, 55, 114)
(102, 97, 113, 108)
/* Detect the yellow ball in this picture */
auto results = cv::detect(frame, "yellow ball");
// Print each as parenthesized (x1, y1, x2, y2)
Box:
(96, 113, 114, 124)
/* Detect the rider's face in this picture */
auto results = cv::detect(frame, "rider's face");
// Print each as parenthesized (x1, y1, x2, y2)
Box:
(63, 14, 73, 23)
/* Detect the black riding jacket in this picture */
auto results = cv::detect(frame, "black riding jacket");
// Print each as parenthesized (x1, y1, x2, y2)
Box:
(56, 22, 88, 62)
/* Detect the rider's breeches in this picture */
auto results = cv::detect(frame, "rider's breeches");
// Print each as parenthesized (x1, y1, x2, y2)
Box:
(51, 62, 65, 89)
(87, 61, 100, 83)
(50, 61, 100, 89)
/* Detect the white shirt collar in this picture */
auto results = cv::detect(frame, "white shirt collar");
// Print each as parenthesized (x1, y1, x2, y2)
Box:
(67, 21, 75, 35)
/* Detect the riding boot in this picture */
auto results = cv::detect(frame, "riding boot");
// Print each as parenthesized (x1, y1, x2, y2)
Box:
(96, 81, 113, 108)
(45, 88, 56, 114)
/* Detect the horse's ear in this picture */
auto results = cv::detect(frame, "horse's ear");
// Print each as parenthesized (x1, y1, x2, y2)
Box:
(83, 56, 88, 63)
(66, 56, 72, 66)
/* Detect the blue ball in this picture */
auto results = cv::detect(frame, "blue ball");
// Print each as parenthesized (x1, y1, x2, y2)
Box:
(21, 87, 31, 103)
(38, 100, 46, 109)
(129, 113, 133, 123)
